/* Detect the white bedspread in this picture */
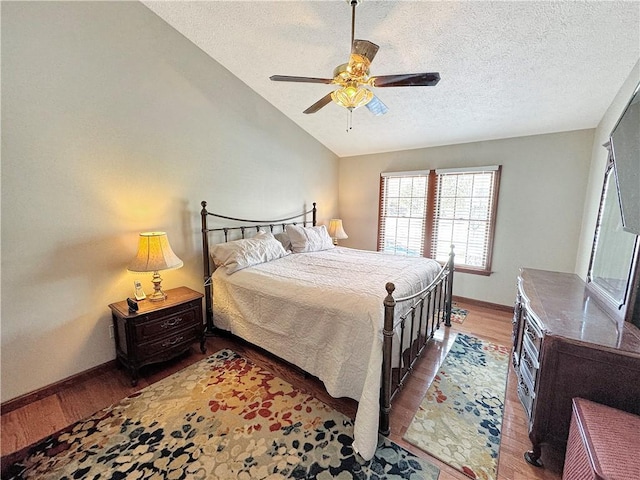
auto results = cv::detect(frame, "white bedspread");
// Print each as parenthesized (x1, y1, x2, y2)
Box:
(212, 247, 442, 460)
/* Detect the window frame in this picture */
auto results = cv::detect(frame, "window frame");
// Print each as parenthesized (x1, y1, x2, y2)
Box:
(376, 170, 430, 257)
(377, 166, 501, 276)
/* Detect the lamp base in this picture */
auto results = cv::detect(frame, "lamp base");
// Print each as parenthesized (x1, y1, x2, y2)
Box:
(148, 271, 167, 302)
(148, 290, 167, 302)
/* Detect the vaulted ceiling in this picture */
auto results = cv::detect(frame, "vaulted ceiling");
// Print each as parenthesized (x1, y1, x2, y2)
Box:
(143, 1, 640, 158)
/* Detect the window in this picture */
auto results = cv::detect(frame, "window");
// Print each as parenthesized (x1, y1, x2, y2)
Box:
(378, 171, 429, 256)
(378, 166, 501, 275)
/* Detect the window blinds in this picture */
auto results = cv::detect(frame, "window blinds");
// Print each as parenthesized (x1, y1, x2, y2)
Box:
(378, 174, 429, 256)
(431, 169, 498, 268)
(378, 166, 500, 273)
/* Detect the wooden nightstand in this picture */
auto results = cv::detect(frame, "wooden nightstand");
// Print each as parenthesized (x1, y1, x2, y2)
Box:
(108, 286, 206, 386)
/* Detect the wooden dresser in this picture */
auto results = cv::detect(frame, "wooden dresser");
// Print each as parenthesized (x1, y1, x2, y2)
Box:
(512, 268, 640, 467)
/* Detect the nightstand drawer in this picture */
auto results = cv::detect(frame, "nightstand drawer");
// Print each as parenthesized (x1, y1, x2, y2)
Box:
(137, 323, 202, 359)
(135, 304, 200, 342)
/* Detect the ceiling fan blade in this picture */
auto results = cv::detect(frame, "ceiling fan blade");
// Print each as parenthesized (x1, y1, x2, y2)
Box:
(365, 95, 388, 116)
(303, 93, 333, 114)
(352, 39, 379, 64)
(371, 72, 441, 87)
(270, 75, 333, 84)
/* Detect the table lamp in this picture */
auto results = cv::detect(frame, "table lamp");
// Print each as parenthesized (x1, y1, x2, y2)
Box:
(127, 232, 183, 301)
(327, 219, 348, 245)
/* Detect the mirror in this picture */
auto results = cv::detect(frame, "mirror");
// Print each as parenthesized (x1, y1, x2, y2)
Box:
(589, 160, 637, 306)
(611, 83, 640, 234)
(588, 144, 640, 326)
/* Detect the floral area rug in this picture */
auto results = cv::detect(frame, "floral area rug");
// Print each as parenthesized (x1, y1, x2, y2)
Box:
(450, 306, 468, 324)
(403, 334, 509, 480)
(3, 349, 439, 480)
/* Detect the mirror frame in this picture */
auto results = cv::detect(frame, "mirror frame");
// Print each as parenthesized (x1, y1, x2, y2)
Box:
(587, 142, 640, 327)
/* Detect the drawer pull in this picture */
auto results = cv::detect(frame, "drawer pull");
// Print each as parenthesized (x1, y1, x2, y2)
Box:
(162, 336, 184, 348)
(161, 317, 183, 329)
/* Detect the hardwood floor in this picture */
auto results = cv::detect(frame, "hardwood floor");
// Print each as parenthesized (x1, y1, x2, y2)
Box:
(1, 301, 563, 479)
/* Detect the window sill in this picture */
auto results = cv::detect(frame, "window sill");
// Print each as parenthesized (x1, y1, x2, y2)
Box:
(453, 266, 492, 276)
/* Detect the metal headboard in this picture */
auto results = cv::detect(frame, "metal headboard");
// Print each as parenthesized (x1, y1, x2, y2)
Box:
(200, 200, 317, 333)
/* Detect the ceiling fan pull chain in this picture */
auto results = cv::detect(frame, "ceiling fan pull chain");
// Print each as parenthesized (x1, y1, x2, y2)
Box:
(347, 110, 353, 132)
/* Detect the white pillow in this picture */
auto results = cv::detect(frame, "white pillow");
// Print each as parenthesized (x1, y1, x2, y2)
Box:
(273, 232, 292, 251)
(285, 224, 335, 253)
(210, 231, 288, 274)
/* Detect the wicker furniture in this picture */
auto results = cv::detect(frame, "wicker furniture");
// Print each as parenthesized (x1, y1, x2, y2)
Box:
(563, 398, 640, 480)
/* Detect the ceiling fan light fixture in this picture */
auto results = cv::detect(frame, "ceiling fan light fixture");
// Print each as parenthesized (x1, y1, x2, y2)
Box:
(269, 0, 440, 119)
(331, 84, 373, 111)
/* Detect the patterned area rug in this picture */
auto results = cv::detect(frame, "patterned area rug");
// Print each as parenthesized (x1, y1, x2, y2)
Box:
(3, 349, 439, 480)
(403, 334, 509, 480)
(450, 306, 468, 324)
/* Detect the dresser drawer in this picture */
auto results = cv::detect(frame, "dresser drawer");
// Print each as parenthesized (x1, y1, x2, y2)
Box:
(523, 312, 543, 353)
(512, 291, 522, 326)
(135, 304, 200, 342)
(520, 334, 540, 381)
(518, 361, 536, 420)
(512, 300, 525, 368)
(517, 373, 535, 420)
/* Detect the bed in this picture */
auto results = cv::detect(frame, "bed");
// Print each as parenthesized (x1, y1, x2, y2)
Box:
(200, 201, 455, 460)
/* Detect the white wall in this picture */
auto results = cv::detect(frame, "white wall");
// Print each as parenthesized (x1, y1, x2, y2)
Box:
(1, 1, 338, 402)
(339, 130, 594, 306)
(575, 60, 640, 278)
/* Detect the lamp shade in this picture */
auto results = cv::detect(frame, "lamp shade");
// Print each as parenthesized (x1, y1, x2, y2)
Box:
(327, 219, 348, 240)
(127, 232, 183, 273)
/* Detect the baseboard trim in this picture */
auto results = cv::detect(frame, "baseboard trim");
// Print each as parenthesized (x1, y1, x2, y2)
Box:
(1, 360, 117, 415)
(453, 295, 513, 313)
(2, 297, 511, 414)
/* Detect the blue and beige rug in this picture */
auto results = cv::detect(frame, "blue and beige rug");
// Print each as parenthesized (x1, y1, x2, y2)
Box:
(403, 333, 509, 480)
(450, 306, 469, 324)
(2, 349, 439, 480)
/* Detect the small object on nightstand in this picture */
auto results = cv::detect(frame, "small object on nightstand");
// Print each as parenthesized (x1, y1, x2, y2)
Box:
(108, 286, 205, 386)
(133, 280, 146, 300)
(127, 297, 139, 313)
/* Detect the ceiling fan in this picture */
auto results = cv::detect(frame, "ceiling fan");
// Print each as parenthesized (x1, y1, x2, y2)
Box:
(270, 0, 440, 118)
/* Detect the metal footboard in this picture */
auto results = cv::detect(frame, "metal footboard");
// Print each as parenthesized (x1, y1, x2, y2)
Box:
(379, 246, 455, 435)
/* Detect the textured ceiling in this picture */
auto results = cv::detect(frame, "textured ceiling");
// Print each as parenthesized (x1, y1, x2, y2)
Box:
(143, 1, 640, 158)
